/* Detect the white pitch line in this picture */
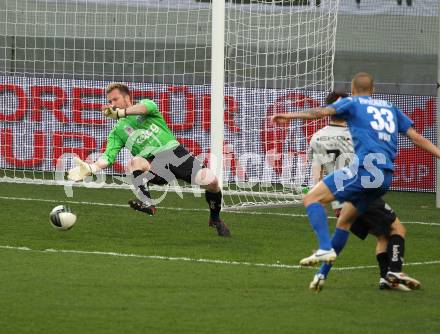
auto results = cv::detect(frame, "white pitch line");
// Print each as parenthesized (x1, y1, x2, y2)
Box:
(399, 221, 440, 226)
(0, 195, 439, 226)
(1, 245, 440, 271)
(335, 260, 440, 271)
(0, 196, 310, 218)
(0, 245, 303, 269)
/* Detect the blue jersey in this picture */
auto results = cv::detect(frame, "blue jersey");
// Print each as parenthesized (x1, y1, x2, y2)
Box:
(329, 96, 413, 170)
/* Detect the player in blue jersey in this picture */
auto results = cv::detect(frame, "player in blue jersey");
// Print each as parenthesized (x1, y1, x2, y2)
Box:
(308, 91, 419, 292)
(272, 72, 440, 268)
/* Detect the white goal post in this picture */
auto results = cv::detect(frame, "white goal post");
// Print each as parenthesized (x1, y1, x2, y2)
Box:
(0, 0, 340, 209)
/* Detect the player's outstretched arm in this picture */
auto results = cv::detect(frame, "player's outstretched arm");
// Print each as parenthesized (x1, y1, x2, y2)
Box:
(67, 157, 109, 182)
(271, 107, 336, 124)
(124, 103, 148, 116)
(406, 127, 440, 159)
(67, 129, 121, 181)
(102, 103, 148, 120)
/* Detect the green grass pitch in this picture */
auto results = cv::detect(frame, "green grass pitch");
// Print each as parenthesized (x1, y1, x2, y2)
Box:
(1, 182, 440, 333)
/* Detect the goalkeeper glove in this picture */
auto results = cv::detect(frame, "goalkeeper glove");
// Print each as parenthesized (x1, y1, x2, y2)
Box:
(103, 106, 126, 120)
(67, 157, 99, 182)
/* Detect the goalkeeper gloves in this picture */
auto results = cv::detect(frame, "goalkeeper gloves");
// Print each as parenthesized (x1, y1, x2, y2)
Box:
(103, 106, 127, 120)
(67, 157, 99, 182)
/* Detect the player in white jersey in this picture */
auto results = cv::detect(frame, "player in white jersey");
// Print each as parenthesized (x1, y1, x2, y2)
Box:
(308, 91, 420, 292)
(308, 95, 354, 215)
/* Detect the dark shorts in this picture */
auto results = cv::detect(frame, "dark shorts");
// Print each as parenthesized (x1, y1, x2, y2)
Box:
(349, 198, 397, 240)
(146, 145, 205, 185)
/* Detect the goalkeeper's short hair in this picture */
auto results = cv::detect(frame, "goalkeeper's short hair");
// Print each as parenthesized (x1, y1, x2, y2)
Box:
(106, 82, 130, 96)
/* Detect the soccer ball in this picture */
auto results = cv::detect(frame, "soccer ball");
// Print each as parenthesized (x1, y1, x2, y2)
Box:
(49, 205, 77, 230)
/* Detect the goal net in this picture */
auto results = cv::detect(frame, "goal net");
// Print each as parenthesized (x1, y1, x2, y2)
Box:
(0, 0, 340, 209)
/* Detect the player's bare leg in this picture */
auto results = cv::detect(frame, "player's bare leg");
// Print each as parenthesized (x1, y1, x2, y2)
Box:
(128, 156, 157, 216)
(300, 181, 337, 266)
(335, 202, 358, 228)
(196, 168, 231, 237)
(386, 219, 420, 290)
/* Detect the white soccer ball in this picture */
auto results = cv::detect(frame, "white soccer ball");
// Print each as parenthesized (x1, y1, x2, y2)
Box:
(49, 205, 77, 230)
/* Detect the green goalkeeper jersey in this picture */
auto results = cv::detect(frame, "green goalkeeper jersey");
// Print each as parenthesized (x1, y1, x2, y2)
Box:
(101, 99, 180, 165)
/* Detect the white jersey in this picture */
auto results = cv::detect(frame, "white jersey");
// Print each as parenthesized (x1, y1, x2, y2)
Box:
(309, 124, 354, 209)
(309, 124, 354, 175)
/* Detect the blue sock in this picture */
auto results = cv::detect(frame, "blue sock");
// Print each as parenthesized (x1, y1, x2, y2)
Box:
(306, 203, 331, 250)
(319, 228, 350, 278)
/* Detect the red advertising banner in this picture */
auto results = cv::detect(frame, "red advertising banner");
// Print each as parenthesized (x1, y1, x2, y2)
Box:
(0, 76, 436, 192)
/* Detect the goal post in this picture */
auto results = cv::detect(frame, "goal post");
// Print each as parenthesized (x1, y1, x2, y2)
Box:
(220, 0, 340, 208)
(0, 0, 341, 209)
(210, 0, 225, 189)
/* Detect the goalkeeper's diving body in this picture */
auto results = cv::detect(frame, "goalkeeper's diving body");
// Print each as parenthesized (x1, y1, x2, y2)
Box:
(68, 83, 230, 237)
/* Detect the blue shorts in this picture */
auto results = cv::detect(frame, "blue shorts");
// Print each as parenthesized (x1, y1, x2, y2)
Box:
(323, 166, 393, 214)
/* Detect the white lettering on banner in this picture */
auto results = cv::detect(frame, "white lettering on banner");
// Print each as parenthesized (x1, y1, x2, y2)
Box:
(0, 75, 436, 192)
(394, 163, 431, 183)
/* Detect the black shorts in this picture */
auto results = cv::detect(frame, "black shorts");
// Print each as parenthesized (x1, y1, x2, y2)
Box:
(146, 145, 205, 185)
(349, 198, 397, 240)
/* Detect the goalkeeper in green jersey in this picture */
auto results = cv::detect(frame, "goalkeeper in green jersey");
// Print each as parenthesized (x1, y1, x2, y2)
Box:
(68, 83, 230, 237)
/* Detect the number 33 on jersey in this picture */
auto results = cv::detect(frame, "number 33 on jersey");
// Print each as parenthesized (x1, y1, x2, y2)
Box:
(366, 105, 395, 141)
(329, 96, 414, 170)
